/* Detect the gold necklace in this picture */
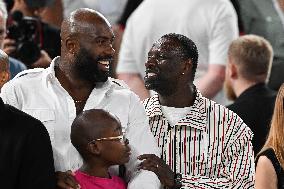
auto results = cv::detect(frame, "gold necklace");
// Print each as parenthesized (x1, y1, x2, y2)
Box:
(74, 99, 86, 103)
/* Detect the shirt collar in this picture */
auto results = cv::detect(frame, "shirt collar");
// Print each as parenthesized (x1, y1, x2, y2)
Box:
(145, 91, 207, 131)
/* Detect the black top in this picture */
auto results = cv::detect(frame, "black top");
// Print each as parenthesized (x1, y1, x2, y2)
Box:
(0, 98, 56, 189)
(227, 83, 276, 155)
(256, 148, 284, 189)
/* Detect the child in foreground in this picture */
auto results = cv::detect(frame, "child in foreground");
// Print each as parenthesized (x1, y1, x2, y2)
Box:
(71, 109, 131, 189)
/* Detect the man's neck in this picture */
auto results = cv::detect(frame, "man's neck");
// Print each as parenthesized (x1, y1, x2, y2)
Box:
(158, 84, 195, 108)
(234, 79, 260, 98)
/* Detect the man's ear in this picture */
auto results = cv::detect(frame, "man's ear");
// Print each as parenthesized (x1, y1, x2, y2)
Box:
(227, 56, 240, 79)
(65, 36, 79, 55)
(182, 59, 193, 73)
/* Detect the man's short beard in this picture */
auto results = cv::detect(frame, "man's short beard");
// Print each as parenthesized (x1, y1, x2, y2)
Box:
(224, 79, 237, 101)
(74, 48, 108, 83)
(145, 77, 175, 96)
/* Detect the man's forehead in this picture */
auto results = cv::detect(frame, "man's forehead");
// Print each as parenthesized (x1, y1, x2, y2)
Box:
(150, 38, 181, 54)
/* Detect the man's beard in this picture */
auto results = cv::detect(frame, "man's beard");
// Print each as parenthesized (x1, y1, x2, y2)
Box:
(224, 78, 237, 101)
(145, 74, 176, 96)
(74, 48, 109, 83)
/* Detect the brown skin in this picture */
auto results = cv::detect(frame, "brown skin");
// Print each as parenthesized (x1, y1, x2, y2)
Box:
(140, 37, 196, 188)
(80, 118, 130, 178)
(55, 9, 115, 189)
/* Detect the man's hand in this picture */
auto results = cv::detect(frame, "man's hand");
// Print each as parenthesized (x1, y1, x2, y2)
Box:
(3, 38, 16, 55)
(55, 171, 80, 189)
(138, 154, 175, 188)
(30, 50, 52, 68)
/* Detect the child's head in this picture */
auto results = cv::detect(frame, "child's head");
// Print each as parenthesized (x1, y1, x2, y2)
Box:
(71, 109, 131, 166)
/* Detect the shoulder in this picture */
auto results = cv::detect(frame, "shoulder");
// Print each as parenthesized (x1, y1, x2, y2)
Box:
(13, 68, 46, 80)
(109, 78, 130, 89)
(3, 104, 44, 131)
(255, 154, 278, 188)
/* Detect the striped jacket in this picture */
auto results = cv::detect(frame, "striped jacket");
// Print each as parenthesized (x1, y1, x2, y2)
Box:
(143, 92, 255, 188)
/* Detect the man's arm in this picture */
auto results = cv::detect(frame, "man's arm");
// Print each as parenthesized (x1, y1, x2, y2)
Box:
(195, 64, 225, 99)
(118, 73, 150, 100)
(197, 0, 238, 99)
(125, 93, 161, 189)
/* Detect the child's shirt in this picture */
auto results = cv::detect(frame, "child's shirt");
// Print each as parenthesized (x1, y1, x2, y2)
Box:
(74, 170, 127, 189)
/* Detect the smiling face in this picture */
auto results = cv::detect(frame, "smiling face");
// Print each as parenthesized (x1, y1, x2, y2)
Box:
(74, 21, 115, 83)
(144, 37, 187, 95)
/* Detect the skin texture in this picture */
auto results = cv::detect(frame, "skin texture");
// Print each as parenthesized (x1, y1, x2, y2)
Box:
(255, 156, 278, 189)
(55, 8, 115, 189)
(71, 109, 131, 178)
(0, 50, 10, 89)
(139, 34, 197, 188)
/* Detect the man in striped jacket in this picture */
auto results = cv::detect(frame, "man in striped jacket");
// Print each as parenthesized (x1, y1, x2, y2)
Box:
(138, 33, 255, 188)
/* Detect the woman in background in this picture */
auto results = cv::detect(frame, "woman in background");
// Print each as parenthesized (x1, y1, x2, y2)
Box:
(255, 84, 284, 189)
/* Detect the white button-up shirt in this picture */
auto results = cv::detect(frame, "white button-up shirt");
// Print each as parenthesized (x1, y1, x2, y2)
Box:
(143, 92, 255, 188)
(1, 57, 161, 189)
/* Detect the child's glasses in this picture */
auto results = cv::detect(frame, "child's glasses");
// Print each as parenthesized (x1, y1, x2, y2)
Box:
(89, 135, 129, 145)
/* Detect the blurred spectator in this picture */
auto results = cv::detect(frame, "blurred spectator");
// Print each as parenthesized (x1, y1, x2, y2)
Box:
(63, 0, 127, 25)
(0, 49, 9, 89)
(40, 0, 63, 28)
(0, 0, 26, 78)
(225, 35, 276, 155)
(4, 0, 60, 68)
(255, 83, 284, 189)
(117, 0, 143, 29)
(0, 96, 56, 189)
(116, 0, 238, 105)
(240, 0, 284, 91)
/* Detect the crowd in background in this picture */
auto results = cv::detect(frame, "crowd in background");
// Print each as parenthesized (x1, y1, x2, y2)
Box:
(0, 0, 283, 189)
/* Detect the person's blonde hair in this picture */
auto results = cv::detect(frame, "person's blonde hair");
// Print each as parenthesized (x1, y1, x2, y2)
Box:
(228, 34, 273, 83)
(258, 83, 284, 166)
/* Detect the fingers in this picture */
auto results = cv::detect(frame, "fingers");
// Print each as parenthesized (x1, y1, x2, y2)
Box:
(3, 38, 16, 55)
(56, 171, 80, 189)
(138, 154, 157, 160)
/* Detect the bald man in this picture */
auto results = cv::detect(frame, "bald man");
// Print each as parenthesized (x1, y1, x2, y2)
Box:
(0, 50, 10, 90)
(1, 8, 160, 189)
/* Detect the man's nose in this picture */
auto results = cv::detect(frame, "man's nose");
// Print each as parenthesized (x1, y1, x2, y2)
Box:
(105, 44, 115, 57)
(145, 57, 157, 67)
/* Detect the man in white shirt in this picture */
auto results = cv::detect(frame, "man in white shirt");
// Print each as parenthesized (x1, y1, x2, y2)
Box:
(1, 8, 160, 189)
(116, 0, 238, 105)
(138, 33, 254, 188)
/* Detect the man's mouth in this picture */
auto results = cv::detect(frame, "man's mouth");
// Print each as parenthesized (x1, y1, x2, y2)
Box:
(98, 60, 110, 71)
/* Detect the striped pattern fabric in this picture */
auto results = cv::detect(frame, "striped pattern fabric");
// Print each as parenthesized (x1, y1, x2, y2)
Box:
(143, 92, 255, 188)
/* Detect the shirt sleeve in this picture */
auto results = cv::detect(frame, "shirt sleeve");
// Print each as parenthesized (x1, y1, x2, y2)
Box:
(179, 122, 255, 188)
(0, 80, 22, 109)
(116, 17, 140, 74)
(209, 1, 238, 65)
(125, 93, 161, 189)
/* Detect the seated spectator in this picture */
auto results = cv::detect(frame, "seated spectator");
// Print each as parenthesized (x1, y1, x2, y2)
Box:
(71, 109, 130, 189)
(255, 83, 284, 189)
(0, 96, 56, 189)
(225, 34, 276, 155)
(0, 49, 9, 89)
(0, 0, 26, 78)
(240, 0, 284, 91)
(140, 33, 254, 188)
(4, 0, 60, 68)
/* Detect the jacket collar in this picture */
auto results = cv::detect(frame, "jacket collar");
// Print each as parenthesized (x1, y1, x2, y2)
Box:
(144, 91, 207, 131)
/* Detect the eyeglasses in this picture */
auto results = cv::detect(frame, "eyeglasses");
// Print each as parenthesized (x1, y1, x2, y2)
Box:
(88, 135, 129, 145)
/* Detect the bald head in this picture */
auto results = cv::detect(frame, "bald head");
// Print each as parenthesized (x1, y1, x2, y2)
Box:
(61, 8, 111, 40)
(71, 109, 121, 159)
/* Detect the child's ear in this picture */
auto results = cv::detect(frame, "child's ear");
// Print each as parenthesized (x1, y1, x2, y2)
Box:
(87, 142, 101, 155)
